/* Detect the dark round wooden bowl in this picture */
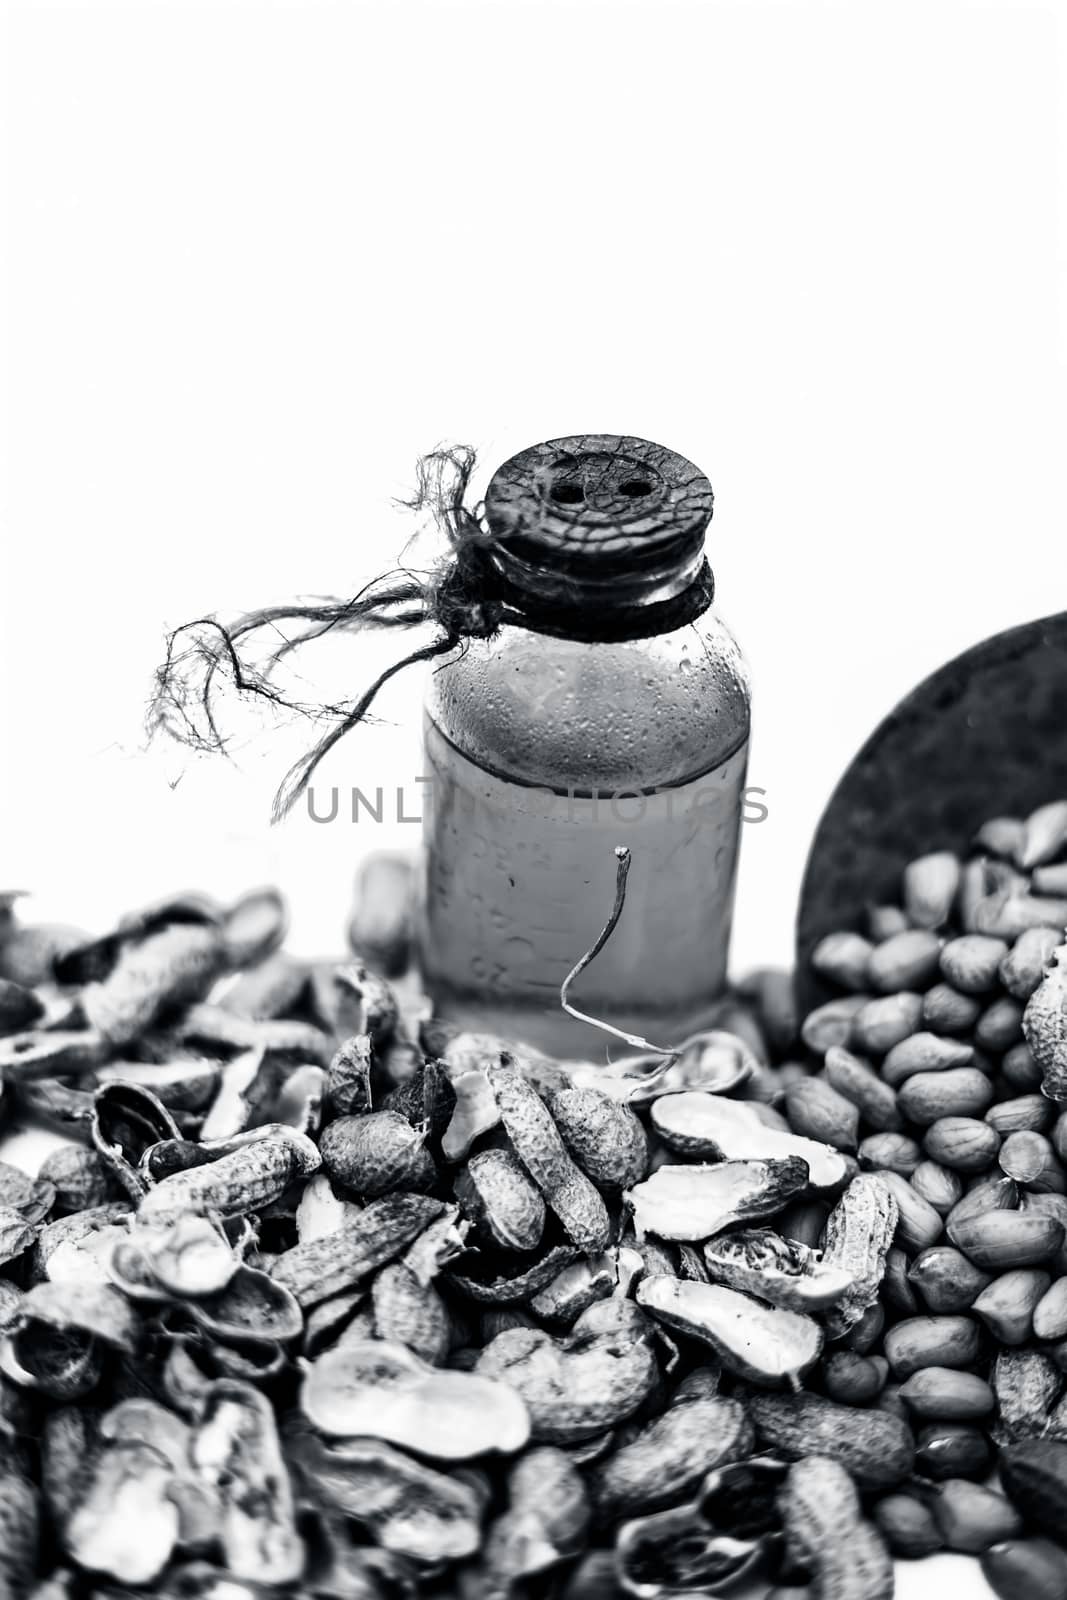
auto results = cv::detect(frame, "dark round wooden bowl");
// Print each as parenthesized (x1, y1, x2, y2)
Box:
(795, 611, 1067, 1015)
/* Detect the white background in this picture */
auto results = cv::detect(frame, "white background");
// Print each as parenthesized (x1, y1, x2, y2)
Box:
(3, 4, 1066, 1593)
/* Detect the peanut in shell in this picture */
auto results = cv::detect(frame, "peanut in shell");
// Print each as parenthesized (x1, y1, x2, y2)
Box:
(778, 1455, 893, 1600)
(137, 1126, 320, 1226)
(547, 1086, 648, 1190)
(1023, 946, 1067, 1101)
(324, 1035, 373, 1118)
(747, 1391, 915, 1489)
(81, 923, 226, 1047)
(455, 1149, 545, 1252)
(487, 1063, 610, 1253)
(269, 1191, 445, 1308)
(475, 1324, 658, 1444)
(478, 1446, 589, 1595)
(318, 1111, 436, 1199)
(991, 1348, 1064, 1444)
(591, 1395, 753, 1522)
(371, 1261, 451, 1364)
(819, 1172, 897, 1337)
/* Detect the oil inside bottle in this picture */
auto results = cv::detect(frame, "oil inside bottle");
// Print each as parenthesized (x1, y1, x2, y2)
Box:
(419, 715, 748, 1059)
(416, 433, 751, 1060)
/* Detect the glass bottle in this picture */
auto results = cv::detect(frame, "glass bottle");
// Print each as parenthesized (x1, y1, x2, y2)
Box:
(418, 434, 751, 1059)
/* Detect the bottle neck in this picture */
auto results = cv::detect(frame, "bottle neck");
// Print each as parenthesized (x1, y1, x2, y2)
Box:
(487, 540, 708, 613)
(487, 553, 716, 644)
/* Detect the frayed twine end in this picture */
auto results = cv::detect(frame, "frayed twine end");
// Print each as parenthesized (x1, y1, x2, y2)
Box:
(146, 445, 520, 823)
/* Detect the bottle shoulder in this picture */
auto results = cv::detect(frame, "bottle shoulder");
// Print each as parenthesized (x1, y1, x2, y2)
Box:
(425, 610, 751, 790)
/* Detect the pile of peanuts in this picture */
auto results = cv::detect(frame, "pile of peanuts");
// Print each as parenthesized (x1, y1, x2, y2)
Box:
(1, 809, 1067, 1600)
(746, 801, 1067, 1594)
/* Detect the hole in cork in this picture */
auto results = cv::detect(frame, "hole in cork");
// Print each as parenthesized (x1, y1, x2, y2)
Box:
(550, 482, 585, 505)
(618, 478, 653, 497)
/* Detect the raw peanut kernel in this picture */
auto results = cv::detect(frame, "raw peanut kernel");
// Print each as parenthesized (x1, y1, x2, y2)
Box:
(903, 851, 961, 930)
(867, 930, 943, 993)
(811, 931, 873, 991)
(940, 935, 1011, 994)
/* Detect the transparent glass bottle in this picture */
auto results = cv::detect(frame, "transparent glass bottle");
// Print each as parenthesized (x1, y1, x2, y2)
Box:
(418, 434, 751, 1059)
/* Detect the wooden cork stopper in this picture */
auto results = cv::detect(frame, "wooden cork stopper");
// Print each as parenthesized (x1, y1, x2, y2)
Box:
(483, 434, 714, 583)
